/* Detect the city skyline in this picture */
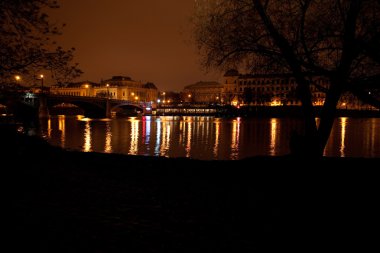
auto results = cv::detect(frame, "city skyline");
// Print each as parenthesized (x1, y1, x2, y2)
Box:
(48, 0, 221, 92)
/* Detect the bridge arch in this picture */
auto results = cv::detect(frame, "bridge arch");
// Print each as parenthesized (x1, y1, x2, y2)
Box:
(33, 94, 152, 118)
(47, 97, 107, 118)
(110, 103, 144, 116)
(50, 101, 105, 118)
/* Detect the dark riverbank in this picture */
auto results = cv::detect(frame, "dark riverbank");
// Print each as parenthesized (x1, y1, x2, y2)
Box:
(225, 105, 380, 118)
(3, 125, 379, 252)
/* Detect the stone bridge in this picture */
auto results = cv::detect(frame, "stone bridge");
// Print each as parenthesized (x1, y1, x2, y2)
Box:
(26, 93, 153, 118)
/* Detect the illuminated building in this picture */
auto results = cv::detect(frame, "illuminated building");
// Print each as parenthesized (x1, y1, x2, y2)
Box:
(182, 70, 329, 106)
(182, 70, 377, 110)
(182, 81, 223, 103)
(222, 69, 328, 107)
(101, 76, 157, 102)
(50, 76, 158, 103)
(50, 81, 98, 96)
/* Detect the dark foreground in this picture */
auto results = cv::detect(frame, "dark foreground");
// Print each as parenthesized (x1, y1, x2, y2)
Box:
(2, 125, 379, 252)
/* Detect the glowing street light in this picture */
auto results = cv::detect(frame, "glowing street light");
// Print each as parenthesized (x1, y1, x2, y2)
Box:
(106, 83, 110, 98)
(40, 74, 44, 86)
(14, 75, 22, 87)
(84, 84, 89, 96)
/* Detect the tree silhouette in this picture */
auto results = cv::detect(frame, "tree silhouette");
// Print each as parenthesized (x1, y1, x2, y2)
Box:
(0, 0, 82, 84)
(192, 0, 380, 157)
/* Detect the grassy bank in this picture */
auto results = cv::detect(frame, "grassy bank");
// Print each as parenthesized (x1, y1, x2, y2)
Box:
(2, 125, 379, 252)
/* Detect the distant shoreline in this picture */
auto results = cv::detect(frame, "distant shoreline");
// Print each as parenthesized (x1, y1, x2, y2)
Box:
(2, 103, 379, 119)
(155, 105, 380, 118)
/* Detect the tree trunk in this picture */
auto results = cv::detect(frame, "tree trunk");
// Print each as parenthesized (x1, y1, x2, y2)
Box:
(296, 78, 320, 157)
(252, 0, 320, 157)
(317, 80, 343, 155)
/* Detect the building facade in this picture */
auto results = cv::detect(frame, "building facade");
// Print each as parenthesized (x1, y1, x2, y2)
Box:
(221, 69, 328, 106)
(49, 81, 98, 97)
(182, 81, 224, 103)
(50, 76, 158, 103)
(182, 70, 329, 107)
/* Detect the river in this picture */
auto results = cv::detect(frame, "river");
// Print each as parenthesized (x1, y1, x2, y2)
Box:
(36, 115, 380, 160)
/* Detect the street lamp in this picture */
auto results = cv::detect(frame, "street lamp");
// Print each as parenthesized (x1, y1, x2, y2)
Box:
(84, 84, 89, 96)
(14, 75, 21, 87)
(39, 74, 44, 88)
(106, 83, 110, 98)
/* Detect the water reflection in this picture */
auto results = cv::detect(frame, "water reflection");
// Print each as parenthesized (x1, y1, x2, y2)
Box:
(340, 117, 347, 157)
(47, 117, 52, 138)
(213, 119, 220, 159)
(231, 118, 241, 159)
(370, 119, 376, 157)
(143, 116, 151, 147)
(104, 121, 112, 153)
(155, 118, 161, 155)
(129, 117, 139, 155)
(84, 120, 92, 152)
(270, 118, 278, 156)
(58, 115, 65, 148)
(160, 118, 171, 156)
(185, 119, 192, 158)
(41, 116, 380, 160)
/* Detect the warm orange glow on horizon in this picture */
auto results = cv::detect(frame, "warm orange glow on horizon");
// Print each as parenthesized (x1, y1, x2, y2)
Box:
(270, 100, 282, 106)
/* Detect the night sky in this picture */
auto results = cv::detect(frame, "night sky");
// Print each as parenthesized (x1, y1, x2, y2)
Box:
(49, 0, 221, 92)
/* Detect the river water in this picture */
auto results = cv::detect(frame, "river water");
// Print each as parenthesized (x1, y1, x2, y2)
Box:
(37, 115, 380, 160)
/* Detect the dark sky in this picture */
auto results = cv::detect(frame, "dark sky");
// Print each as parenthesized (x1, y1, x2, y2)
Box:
(49, 0, 221, 92)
